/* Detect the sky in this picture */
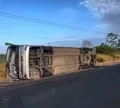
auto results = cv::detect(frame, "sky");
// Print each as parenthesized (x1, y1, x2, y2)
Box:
(0, 0, 118, 53)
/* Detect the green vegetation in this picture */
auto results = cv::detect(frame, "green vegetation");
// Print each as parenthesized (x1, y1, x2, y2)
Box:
(96, 33, 120, 54)
(96, 32, 120, 62)
(96, 44, 115, 55)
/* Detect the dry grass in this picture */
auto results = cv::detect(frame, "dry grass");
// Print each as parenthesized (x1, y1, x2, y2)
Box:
(97, 54, 114, 62)
(0, 62, 6, 81)
(97, 53, 120, 63)
(114, 54, 120, 59)
(0, 63, 6, 71)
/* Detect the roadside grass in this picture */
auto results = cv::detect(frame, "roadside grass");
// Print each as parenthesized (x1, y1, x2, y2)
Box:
(114, 53, 120, 59)
(97, 53, 120, 62)
(0, 54, 6, 63)
(0, 54, 6, 81)
(0, 62, 6, 81)
(97, 54, 113, 62)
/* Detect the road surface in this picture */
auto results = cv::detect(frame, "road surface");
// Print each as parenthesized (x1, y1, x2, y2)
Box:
(0, 64, 120, 108)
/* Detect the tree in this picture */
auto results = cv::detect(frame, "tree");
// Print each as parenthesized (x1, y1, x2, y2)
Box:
(106, 33, 119, 48)
(101, 43, 105, 46)
(82, 40, 93, 48)
(116, 39, 120, 48)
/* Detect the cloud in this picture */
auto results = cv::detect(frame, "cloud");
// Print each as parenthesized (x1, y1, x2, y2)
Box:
(50, 40, 81, 47)
(79, 0, 120, 34)
(50, 37, 105, 47)
(50, 35, 81, 41)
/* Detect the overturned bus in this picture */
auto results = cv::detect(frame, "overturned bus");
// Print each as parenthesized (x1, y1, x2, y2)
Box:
(5, 43, 96, 80)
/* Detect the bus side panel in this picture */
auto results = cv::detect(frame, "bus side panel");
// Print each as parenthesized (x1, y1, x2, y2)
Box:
(52, 47, 81, 74)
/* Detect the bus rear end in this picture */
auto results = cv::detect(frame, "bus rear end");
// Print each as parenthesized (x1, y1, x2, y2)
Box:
(6, 45, 30, 80)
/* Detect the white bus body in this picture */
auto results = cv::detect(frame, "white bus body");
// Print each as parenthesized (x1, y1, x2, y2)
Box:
(6, 45, 96, 80)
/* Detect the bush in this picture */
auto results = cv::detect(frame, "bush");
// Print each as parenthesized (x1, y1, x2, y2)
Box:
(97, 57, 105, 62)
(97, 54, 114, 62)
(96, 44, 114, 56)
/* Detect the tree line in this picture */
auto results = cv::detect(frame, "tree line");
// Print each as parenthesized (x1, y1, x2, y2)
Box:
(82, 33, 120, 55)
(96, 33, 120, 55)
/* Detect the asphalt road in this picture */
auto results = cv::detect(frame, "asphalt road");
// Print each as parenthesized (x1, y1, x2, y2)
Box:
(0, 64, 120, 108)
